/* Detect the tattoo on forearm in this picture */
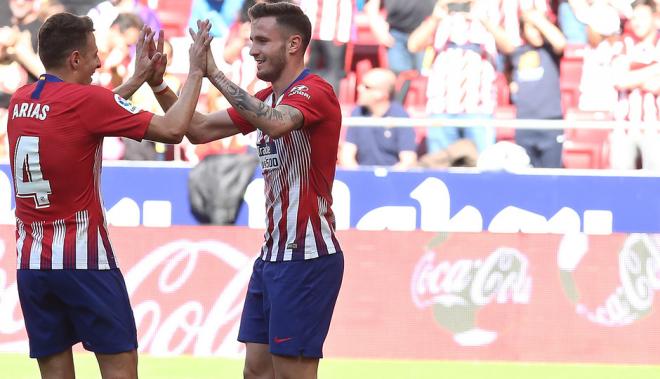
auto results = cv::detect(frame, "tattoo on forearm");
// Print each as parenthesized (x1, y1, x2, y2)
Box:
(211, 72, 300, 128)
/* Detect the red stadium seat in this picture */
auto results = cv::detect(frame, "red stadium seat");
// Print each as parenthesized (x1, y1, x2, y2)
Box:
(395, 71, 427, 117)
(561, 108, 611, 169)
(345, 12, 387, 72)
(155, 0, 193, 37)
(338, 71, 357, 108)
(495, 72, 511, 107)
(559, 44, 587, 113)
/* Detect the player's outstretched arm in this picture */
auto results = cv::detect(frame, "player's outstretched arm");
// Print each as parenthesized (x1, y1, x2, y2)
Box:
(205, 44, 303, 139)
(144, 21, 211, 143)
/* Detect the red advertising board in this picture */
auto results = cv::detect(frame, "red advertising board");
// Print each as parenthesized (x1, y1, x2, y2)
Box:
(0, 226, 658, 364)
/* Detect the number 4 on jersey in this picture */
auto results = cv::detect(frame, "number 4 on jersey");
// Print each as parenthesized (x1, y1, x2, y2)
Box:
(14, 136, 52, 208)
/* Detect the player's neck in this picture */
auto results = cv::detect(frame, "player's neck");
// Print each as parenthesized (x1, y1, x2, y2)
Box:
(369, 101, 391, 118)
(271, 61, 305, 99)
(45, 69, 77, 84)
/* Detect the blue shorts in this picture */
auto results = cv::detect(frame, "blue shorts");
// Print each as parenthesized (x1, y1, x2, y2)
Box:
(238, 253, 344, 358)
(17, 269, 138, 358)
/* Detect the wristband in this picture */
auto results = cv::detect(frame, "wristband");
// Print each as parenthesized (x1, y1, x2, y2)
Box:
(150, 81, 168, 94)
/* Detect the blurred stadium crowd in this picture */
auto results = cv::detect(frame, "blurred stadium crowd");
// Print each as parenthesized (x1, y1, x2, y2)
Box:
(1, 0, 660, 170)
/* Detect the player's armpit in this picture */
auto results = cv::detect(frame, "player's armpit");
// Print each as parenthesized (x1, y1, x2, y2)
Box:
(186, 109, 241, 144)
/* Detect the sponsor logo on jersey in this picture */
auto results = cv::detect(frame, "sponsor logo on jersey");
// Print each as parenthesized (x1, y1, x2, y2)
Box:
(288, 85, 311, 99)
(114, 94, 141, 114)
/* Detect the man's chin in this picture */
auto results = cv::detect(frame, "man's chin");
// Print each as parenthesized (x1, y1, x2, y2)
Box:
(256, 70, 276, 83)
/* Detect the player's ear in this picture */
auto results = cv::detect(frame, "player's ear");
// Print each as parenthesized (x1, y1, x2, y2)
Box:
(288, 35, 302, 54)
(69, 50, 82, 69)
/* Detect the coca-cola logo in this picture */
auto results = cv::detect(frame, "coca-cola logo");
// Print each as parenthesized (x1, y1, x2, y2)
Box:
(558, 233, 660, 326)
(411, 245, 532, 346)
(0, 238, 255, 357)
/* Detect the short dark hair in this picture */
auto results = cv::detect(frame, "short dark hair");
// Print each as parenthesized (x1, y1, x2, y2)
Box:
(111, 12, 144, 33)
(632, 0, 656, 12)
(248, 2, 312, 52)
(38, 12, 95, 70)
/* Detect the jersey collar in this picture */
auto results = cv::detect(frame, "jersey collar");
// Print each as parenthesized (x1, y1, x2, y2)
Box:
(31, 74, 64, 100)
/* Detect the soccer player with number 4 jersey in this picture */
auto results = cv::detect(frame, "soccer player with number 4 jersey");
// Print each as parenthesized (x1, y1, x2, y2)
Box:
(7, 13, 212, 378)
(147, 2, 344, 378)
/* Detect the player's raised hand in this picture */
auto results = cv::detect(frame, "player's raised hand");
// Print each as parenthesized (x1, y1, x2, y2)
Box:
(188, 19, 213, 75)
(133, 26, 162, 84)
(147, 29, 168, 86)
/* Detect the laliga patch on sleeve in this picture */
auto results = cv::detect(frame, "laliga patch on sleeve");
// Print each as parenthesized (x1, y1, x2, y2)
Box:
(114, 94, 141, 114)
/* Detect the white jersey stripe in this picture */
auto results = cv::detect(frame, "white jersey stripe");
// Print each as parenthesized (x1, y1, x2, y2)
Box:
(97, 227, 110, 269)
(284, 173, 301, 261)
(51, 219, 65, 269)
(304, 218, 316, 257)
(16, 219, 26, 269)
(270, 187, 284, 262)
(29, 222, 43, 269)
(318, 197, 337, 255)
(75, 210, 88, 269)
(101, 222, 117, 267)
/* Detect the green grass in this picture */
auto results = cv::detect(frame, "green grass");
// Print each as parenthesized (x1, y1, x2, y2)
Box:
(2, 353, 660, 379)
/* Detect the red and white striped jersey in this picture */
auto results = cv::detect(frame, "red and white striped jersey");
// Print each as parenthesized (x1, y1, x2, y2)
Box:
(612, 35, 660, 124)
(228, 71, 343, 261)
(299, 0, 354, 43)
(426, 13, 498, 115)
(496, 0, 551, 47)
(8, 76, 152, 270)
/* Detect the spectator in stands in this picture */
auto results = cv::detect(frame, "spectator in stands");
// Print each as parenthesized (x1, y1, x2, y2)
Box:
(88, 0, 160, 70)
(364, 0, 436, 74)
(0, 25, 36, 108)
(56, 0, 99, 15)
(299, 0, 355, 94)
(1, 0, 44, 78)
(609, 0, 660, 170)
(88, 0, 161, 33)
(495, 0, 552, 49)
(408, 0, 498, 158)
(0, 0, 43, 160)
(557, 0, 589, 43)
(576, 2, 622, 112)
(188, 0, 244, 38)
(223, 0, 269, 95)
(339, 68, 418, 168)
(38, 0, 67, 23)
(96, 13, 143, 89)
(482, 8, 567, 168)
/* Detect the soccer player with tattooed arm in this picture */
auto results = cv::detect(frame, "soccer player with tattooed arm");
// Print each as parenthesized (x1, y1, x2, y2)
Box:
(146, 2, 344, 379)
(7, 12, 212, 379)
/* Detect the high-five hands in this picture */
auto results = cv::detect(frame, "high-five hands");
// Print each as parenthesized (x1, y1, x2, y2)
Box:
(133, 26, 165, 86)
(188, 20, 213, 76)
